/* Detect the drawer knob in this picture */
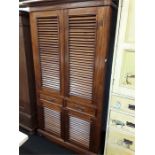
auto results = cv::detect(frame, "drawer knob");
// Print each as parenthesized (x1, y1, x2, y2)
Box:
(75, 105, 85, 112)
(118, 138, 133, 149)
(114, 101, 121, 109)
(123, 139, 133, 148)
(126, 121, 135, 128)
(48, 98, 55, 102)
(128, 104, 135, 110)
(112, 119, 125, 127)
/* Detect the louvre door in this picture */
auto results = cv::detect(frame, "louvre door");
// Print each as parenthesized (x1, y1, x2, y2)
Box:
(65, 7, 97, 102)
(30, 10, 65, 137)
(30, 10, 64, 95)
(64, 7, 111, 152)
(40, 97, 62, 137)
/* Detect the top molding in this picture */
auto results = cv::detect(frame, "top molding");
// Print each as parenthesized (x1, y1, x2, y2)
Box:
(19, 0, 118, 9)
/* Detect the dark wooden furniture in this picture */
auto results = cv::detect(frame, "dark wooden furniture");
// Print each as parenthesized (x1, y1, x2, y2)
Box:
(19, 11, 37, 132)
(20, 0, 118, 154)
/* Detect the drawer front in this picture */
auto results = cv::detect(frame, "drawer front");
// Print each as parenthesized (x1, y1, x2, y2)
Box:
(110, 111, 135, 133)
(108, 129, 135, 152)
(111, 95, 135, 114)
(106, 143, 134, 155)
(66, 101, 96, 116)
(40, 94, 63, 105)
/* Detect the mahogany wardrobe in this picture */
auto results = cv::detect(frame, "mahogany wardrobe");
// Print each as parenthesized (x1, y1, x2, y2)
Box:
(20, 0, 118, 154)
(19, 11, 37, 132)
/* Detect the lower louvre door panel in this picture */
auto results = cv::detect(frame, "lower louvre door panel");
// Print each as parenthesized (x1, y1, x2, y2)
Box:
(69, 116, 91, 148)
(44, 107, 61, 136)
(40, 99, 63, 137)
(66, 109, 95, 150)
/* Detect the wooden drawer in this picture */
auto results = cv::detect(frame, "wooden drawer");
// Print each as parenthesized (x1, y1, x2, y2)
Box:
(111, 95, 135, 114)
(66, 101, 96, 116)
(110, 111, 135, 133)
(106, 143, 134, 155)
(40, 94, 63, 105)
(108, 128, 135, 152)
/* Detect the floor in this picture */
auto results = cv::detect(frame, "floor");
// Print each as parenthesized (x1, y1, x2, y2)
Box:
(19, 128, 104, 155)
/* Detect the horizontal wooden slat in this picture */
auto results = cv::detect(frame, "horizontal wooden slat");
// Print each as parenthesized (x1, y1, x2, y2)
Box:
(41, 61, 59, 66)
(70, 131, 90, 139)
(69, 37, 95, 41)
(38, 29, 58, 32)
(70, 88, 92, 95)
(41, 66, 59, 71)
(42, 70, 59, 75)
(39, 44, 59, 48)
(37, 21, 58, 24)
(70, 29, 96, 33)
(69, 35, 95, 39)
(69, 20, 96, 24)
(37, 18, 57, 21)
(69, 42, 95, 47)
(40, 53, 59, 57)
(70, 64, 93, 71)
(70, 73, 93, 79)
(69, 16, 96, 21)
(70, 41, 95, 45)
(70, 54, 94, 59)
(38, 25, 58, 29)
(37, 17, 57, 20)
(70, 45, 95, 51)
(70, 118, 90, 126)
(39, 48, 59, 53)
(39, 38, 59, 41)
(69, 32, 95, 35)
(40, 55, 59, 60)
(70, 23, 96, 26)
(70, 58, 94, 64)
(38, 31, 58, 34)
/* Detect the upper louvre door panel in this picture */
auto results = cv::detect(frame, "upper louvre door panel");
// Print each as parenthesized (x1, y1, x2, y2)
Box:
(35, 12, 61, 92)
(67, 8, 97, 100)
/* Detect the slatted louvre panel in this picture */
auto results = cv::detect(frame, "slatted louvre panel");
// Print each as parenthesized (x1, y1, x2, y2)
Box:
(36, 16, 60, 91)
(67, 9, 97, 100)
(69, 115, 91, 148)
(44, 107, 61, 136)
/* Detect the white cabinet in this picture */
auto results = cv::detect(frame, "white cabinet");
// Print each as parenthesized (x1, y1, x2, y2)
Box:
(112, 0, 135, 98)
(104, 0, 135, 155)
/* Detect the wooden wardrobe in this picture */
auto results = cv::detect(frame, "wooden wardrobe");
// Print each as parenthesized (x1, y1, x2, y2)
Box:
(19, 11, 37, 131)
(20, 0, 118, 154)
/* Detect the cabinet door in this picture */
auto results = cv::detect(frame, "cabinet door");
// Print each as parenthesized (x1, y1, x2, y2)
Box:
(30, 10, 65, 135)
(40, 99, 63, 138)
(64, 7, 112, 152)
(64, 109, 96, 151)
(64, 6, 111, 106)
(30, 10, 65, 97)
